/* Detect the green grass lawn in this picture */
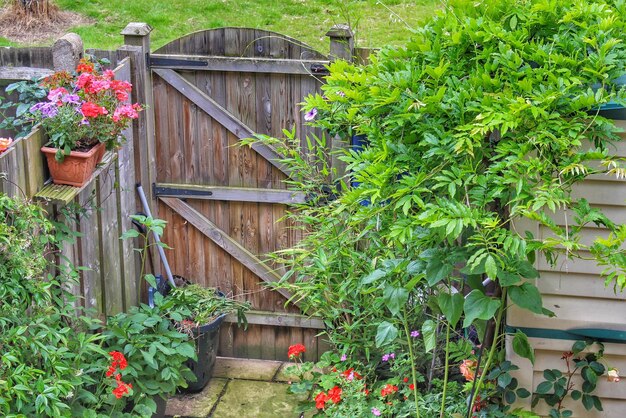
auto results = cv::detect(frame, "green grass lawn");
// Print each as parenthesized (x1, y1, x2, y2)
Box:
(1, 0, 439, 52)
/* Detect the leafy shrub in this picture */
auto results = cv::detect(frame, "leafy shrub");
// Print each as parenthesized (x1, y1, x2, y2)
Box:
(254, 0, 626, 416)
(0, 194, 108, 417)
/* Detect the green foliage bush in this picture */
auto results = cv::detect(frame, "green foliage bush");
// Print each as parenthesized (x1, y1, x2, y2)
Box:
(0, 194, 108, 417)
(255, 0, 626, 416)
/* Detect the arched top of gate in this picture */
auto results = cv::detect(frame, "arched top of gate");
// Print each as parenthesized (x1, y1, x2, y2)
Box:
(154, 27, 327, 61)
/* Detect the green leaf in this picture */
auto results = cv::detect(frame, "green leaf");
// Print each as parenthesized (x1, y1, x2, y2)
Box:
(508, 282, 543, 314)
(571, 390, 582, 400)
(498, 372, 513, 388)
(518, 261, 539, 279)
(572, 340, 587, 355)
(582, 367, 598, 385)
(141, 350, 157, 369)
(536, 381, 552, 394)
(421, 319, 437, 353)
(437, 291, 463, 327)
(375, 321, 398, 348)
(512, 330, 535, 365)
(582, 394, 594, 410)
(120, 229, 140, 240)
(516, 388, 531, 398)
(496, 270, 521, 286)
(383, 285, 409, 316)
(425, 257, 453, 286)
(144, 274, 158, 289)
(362, 269, 386, 285)
(485, 255, 497, 279)
(462, 289, 501, 328)
(177, 343, 196, 360)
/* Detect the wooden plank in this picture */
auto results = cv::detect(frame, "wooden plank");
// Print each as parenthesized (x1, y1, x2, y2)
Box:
(224, 310, 325, 329)
(35, 152, 117, 205)
(76, 183, 103, 313)
(159, 197, 298, 306)
(154, 183, 305, 204)
(96, 162, 124, 315)
(153, 68, 291, 177)
(22, 128, 46, 197)
(0, 66, 52, 80)
(149, 54, 330, 75)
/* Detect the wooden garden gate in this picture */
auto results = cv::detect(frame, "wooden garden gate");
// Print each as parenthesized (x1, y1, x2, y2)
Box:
(143, 27, 349, 361)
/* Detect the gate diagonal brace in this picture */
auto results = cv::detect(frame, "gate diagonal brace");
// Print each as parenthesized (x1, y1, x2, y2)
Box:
(153, 68, 291, 178)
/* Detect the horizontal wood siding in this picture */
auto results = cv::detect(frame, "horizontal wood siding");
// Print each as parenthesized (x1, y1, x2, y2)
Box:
(508, 120, 626, 415)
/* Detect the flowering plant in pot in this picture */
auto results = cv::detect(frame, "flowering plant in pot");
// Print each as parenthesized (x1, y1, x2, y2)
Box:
(163, 281, 251, 392)
(28, 57, 142, 186)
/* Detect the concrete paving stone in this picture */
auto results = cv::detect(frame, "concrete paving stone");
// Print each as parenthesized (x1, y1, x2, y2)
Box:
(211, 379, 308, 418)
(213, 356, 283, 381)
(165, 378, 228, 418)
(274, 362, 325, 383)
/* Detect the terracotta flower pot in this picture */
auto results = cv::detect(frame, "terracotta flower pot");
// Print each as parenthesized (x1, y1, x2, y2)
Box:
(41, 142, 106, 187)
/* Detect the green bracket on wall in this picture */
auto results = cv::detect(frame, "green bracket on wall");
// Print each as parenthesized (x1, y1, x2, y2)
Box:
(506, 326, 626, 344)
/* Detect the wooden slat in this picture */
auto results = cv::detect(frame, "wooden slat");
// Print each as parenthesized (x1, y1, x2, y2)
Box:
(159, 197, 298, 306)
(153, 68, 291, 177)
(224, 310, 324, 329)
(154, 183, 305, 204)
(150, 54, 329, 75)
(0, 66, 52, 80)
(97, 162, 124, 315)
(35, 153, 117, 205)
(76, 183, 103, 313)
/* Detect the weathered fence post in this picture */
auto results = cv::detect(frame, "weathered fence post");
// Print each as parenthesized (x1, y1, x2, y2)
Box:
(326, 25, 354, 179)
(118, 23, 159, 298)
(326, 24, 354, 63)
(52, 33, 83, 72)
(119, 23, 156, 206)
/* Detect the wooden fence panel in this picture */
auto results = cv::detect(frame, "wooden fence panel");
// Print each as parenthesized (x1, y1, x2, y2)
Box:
(0, 55, 139, 318)
(151, 28, 328, 360)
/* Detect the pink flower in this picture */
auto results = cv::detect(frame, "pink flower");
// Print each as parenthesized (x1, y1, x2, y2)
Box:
(371, 407, 381, 416)
(113, 104, 140, 122)
(340, 354, 347, 361)
(47, 87, 68, 103)
(304, 108, 317, 121)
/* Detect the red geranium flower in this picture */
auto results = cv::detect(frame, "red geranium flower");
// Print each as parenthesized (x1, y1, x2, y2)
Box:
(314, 391, 328, 409)
(381, 384, 398, 397)
(81, 101, 108, 118)
(288, 343, 306, 359)
(328, 386, 342, 404)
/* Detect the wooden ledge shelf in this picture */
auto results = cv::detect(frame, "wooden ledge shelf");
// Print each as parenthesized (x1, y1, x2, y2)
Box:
(34, 152, 117, 205)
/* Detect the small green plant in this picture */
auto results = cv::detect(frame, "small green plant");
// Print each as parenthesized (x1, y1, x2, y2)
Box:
(167, 283, 250, 328)
(0, 77, 47, 138)
(532, 341, 607, 418)
(103, 297, 197, 414)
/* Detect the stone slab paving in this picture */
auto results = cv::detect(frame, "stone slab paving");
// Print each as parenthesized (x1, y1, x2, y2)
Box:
(165, 357, 310, 418)
(211, 380, 307, 418)
(165, 378, 228, 418)
(212, 356, 283, 381)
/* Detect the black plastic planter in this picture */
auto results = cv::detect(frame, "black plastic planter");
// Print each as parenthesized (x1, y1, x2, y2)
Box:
(182, 313, 226, 392)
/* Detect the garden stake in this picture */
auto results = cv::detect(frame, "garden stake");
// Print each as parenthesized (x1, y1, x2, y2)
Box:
(439, 323, 451, 418)
(136, 183, 176, 288)
(466, 289, 507, 418)
(402, 309, 421, 418)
